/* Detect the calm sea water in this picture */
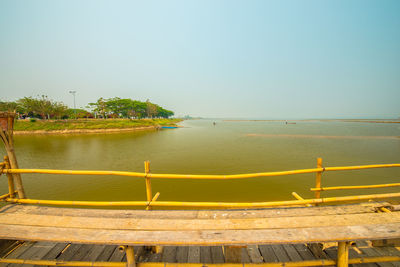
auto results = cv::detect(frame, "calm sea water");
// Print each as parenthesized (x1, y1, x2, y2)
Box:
(1, 119, 399, 207)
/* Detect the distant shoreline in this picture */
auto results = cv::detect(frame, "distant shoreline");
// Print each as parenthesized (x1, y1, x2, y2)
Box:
(14, 126, 159, 135)
(13, 118, 182, 135)
(223, 119, 400, 123)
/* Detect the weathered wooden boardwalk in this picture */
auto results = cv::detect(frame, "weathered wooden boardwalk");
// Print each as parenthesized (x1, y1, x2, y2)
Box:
(0, 202, 400, 266)
(1, 239, 400, 266)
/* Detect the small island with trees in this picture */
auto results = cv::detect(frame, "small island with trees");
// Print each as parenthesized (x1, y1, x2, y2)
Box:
(0, 96, 180, 134)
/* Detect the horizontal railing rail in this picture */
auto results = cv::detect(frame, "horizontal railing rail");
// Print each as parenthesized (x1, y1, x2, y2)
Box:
(2, 163, 400, 179)
(1, 255, 400, 267)
(311, 182, 400, 192)
(1, 158, 399, 209)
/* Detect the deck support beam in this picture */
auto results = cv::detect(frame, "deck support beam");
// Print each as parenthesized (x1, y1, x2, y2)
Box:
(337, 241, 350, 267)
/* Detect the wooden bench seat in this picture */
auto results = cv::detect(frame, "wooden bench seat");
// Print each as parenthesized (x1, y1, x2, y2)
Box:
(0, 202, 399, 246)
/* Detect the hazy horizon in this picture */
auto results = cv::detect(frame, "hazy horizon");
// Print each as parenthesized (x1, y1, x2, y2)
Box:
(1, 0, 399, 119)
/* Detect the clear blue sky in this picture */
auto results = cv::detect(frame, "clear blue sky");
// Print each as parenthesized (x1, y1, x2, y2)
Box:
(0, 0, 399, 118)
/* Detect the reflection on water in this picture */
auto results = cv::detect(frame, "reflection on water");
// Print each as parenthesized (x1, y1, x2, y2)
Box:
(1, 119, 399, 208)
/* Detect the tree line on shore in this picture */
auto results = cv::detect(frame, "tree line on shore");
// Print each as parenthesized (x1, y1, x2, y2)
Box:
(0, 96, 174, 119)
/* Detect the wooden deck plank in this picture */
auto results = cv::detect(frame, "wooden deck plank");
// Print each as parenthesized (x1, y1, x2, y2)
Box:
(359, 247, 395, 267)
(324, 246, 338, 260)
(80, 244, 107, 261)
(247, 245, 263, 263)
(15, 242, 57, 267)
(2, 211, 399, 231)
(162, 246, 177, 263)
(176, 246, 189, 263)
(325, 246, 380, 267)
(133, 246, 146, 262)
(69, 244, 95, 260)
(283, 244, 303, 261)
(259, 245, 279, 262)
(348, 246, 377, 267)
(271, 245, 291, 262)
(187, 246, 200, 263)
(146, 252, 162, 262)
(224, 246, 242, 263)
(108, 247, 125, 262)
(56, 244, 83, 261)
(373, 247, 400, 267)
(0, 240, 20, 258)
(4, 242, 36, 267)
(2, 223, 400, 246)
(210, 246, 224, 263)
(1, 203, 387, 220)
(241, 247, 251, 263)
(292, 244, 316, 261)
(307, 243, 329, 259)
(200, 246, 212, 263)
(38, 242, 69, 265)
(92, 245, 116, 261)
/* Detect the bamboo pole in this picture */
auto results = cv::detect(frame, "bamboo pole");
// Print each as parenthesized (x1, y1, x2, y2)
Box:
(311, 183, 400, 191)
(380, 207, 391, 213)
(4, 156, 15, 198)
(0, 193, 11, 200)
(337, 242, 350, 267)
(1, 162, 399, 180)
(144, 161, 152, 210)
(146, 192, 160, 210)
(324, 164, 400, 171)
(0, 167, 322, 179)
(125, 246, 136, 267)
(291, 192, 312, 207)
(315, 158, 323, 199)
(1, 168, 146, 178)
(4, 191, 400, 208)
(0, 112, 25, 198)
(6, 146, 25, 198)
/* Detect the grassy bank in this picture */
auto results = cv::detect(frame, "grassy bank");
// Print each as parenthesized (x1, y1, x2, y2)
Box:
(14, 118, 182, 132)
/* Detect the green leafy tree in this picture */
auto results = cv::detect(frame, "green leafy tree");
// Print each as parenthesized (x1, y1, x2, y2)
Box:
(157, 106, 174, 118)
(146, 100, 158, 118)
(0, 101, 22, 113)
(50, 102, 69, 119)
(17, 96, 69, 119)
(88, 98, 108, 118)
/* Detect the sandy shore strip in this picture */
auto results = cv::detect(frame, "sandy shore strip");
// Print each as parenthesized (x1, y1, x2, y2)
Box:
(14, 126, 159, 135)
(246, 133, 400, 140)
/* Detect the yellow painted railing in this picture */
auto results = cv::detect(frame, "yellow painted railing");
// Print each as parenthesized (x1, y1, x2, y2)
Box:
(3, 163, 400, 179)
(1, 158, 399, 209)
(1, 256, 400, 267)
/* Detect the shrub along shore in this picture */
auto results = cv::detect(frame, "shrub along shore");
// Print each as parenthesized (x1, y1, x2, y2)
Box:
(13, 118, 182, 135)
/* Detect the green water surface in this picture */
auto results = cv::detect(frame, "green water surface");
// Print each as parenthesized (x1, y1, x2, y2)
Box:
(1, 119, 399, 207)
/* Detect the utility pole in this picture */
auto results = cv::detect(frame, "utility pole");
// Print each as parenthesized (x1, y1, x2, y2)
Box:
(69, 91, 77, 119)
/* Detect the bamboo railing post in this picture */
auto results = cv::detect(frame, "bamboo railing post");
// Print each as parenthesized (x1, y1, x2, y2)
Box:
(337, 241, 350, 267)
(144, 161, 152, 210)
(315, 158, 323, 200)
(125, 246, 136, 267)
(0, 112, 25, 198)
(292, 192, 312, 207)
(4, 156, 15, 198)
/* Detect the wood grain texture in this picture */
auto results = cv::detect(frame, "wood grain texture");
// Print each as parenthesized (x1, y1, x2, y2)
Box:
(1, 223, 400, 246)
(0, 203, 399, 247)
(0, 203, 386, 219)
